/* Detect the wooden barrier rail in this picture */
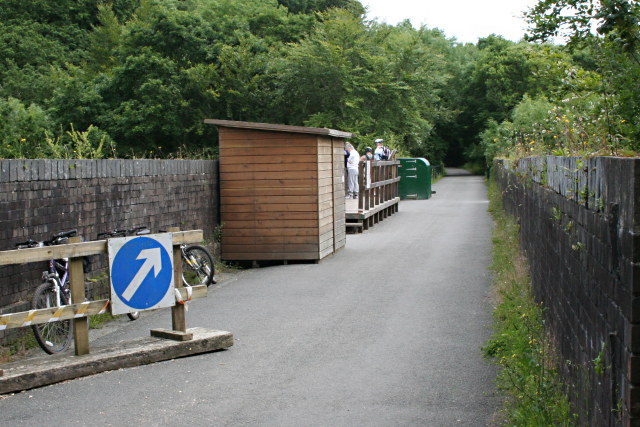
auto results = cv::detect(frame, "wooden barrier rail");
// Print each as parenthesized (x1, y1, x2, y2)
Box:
(0, 230, 203, 266)
(346, 160, 400, 232)
(0, 300, 110, 331)
(358, 160, 400, 212)
(0, 286, 207, 332)
(0, 230, 206, 362)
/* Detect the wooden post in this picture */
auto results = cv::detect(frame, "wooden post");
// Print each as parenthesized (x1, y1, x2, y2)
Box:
(69, 236, 90, 356)
(393, 161, 399, 199)
(384, 164, 389, 202)
(168, 227, 186, 334)
(358, 162, 364, 213)
(375, 164, 381, 206)
(150, 227, 193, 341)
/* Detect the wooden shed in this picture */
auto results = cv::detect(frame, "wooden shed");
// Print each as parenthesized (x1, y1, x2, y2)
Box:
(204, 119, 353, 262)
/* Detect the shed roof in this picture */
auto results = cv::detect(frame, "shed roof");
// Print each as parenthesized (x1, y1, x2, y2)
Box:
(204, 119, 353, 139)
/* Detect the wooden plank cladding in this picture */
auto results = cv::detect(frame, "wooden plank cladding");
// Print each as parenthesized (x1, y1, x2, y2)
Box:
(206, 119, 353, 262)
(222, 171, 317, 181)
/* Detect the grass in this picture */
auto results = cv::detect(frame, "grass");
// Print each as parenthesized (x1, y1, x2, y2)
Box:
(88, 312, 117, 329)
(0, 331, 38, 363)
(483, 177, 576, 426)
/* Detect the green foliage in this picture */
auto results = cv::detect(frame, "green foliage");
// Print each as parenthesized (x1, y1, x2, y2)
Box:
(484, 177, 576, 426)
(0, 0, 636, 163)
(213, 222, 224, 243)
(88, 4, 125, 72)
(88, 312, 117, 329)
(480, 95, 555, 164)
(0, 0, 459, 162)
(0, 0, 138, 105)
(45, 125, 115, 159)
(525, 0, 640, 152)
(0, 330, 39, 362)
(480, 83, 631, 163)
(593, 342, 608, 376)
(0, 97, 52, 158)
(439, 37, 565, 166)
(525, 0, 640, 48)
(97, 49, 189, 153)
(277, 0, 365, 15)
(0, 96, 116, 160)
(270, 11, 451, 163)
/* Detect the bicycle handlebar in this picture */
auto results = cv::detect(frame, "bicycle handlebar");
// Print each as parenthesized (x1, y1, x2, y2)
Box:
(97, 225, 150, 239)
(53, 230, 77, 239)
(15, 230, 78, 249)
(15, 239, 41, 249)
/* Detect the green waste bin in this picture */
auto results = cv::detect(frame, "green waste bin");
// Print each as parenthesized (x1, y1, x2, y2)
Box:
(399, 158, 432, 200)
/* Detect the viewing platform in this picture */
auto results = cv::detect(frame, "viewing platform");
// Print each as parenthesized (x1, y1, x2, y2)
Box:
(345, 160, 400, 232)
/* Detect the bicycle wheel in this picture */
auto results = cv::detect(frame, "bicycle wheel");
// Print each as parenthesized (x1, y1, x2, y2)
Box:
(31, 280, 73, 354)
(182, 245, 215, 287)
(127, 311, 140, 320)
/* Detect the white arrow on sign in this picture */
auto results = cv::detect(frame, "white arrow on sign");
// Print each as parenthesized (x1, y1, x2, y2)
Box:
(121, 248, 163, 301)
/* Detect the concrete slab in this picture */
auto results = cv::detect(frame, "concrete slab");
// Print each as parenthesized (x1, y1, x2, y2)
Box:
(0, 327, 232, 394)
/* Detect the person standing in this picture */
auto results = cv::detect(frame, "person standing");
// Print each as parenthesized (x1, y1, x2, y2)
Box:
(374, 138, 387, 160)
(360, 147, 373, 161)
(345, 143, 359, 199)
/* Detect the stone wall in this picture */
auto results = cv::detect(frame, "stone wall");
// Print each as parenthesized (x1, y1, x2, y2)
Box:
(0, 159, 219, 334)
(494, 156, 640, 426)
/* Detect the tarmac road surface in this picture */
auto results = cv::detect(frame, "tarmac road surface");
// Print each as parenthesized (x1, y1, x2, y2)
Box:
(0, 171, 499, 426)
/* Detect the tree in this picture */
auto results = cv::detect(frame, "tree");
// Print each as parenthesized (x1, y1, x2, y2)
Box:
(269, 11, 452, 164)
(526, 0, 640, 148)
(526, 0, 640, 48)
(432, 42, 479, 166)
(276, 0, 364, 15)
(446, 37, 538, 166)
(0, 0, 454, 160)
(48, 0, 318, 156)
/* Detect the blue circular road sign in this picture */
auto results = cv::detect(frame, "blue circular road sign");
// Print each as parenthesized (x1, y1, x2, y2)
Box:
(111, 236, 173, 310)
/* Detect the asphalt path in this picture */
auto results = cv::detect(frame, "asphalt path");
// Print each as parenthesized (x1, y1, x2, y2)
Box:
(1, 171, 499, 426)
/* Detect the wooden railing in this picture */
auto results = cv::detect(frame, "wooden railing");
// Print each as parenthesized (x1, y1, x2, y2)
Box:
(345, 160, 400, 232)
(357, 160, 400, 213)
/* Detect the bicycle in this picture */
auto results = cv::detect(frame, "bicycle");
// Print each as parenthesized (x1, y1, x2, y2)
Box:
(97, 225, 152, 320)
(158, 229, 216, 288)
(16, 230, 78, 354)
(181, 243, 216, 287)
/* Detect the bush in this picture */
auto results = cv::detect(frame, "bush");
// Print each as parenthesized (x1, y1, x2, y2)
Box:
(45, 124, 116, 159)
(481, 91, 633, 163)
(0, 97, 52, 158)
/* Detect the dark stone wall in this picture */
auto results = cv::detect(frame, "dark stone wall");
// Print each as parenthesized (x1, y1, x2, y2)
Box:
(494, 156, 640, 427)
(0, 159, 219, 330)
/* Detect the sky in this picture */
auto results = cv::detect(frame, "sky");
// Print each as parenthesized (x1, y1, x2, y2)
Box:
(360, 0, 540, 44)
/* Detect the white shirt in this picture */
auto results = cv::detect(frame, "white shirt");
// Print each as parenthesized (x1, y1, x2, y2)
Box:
(374, 146, 384, 160)
(347, 149, 359, 170)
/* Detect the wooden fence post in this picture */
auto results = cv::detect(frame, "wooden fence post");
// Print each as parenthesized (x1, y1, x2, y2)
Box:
(150, 228, 193, 341)
(168, 228, 187, 334)
(69, 236, 90, 356)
